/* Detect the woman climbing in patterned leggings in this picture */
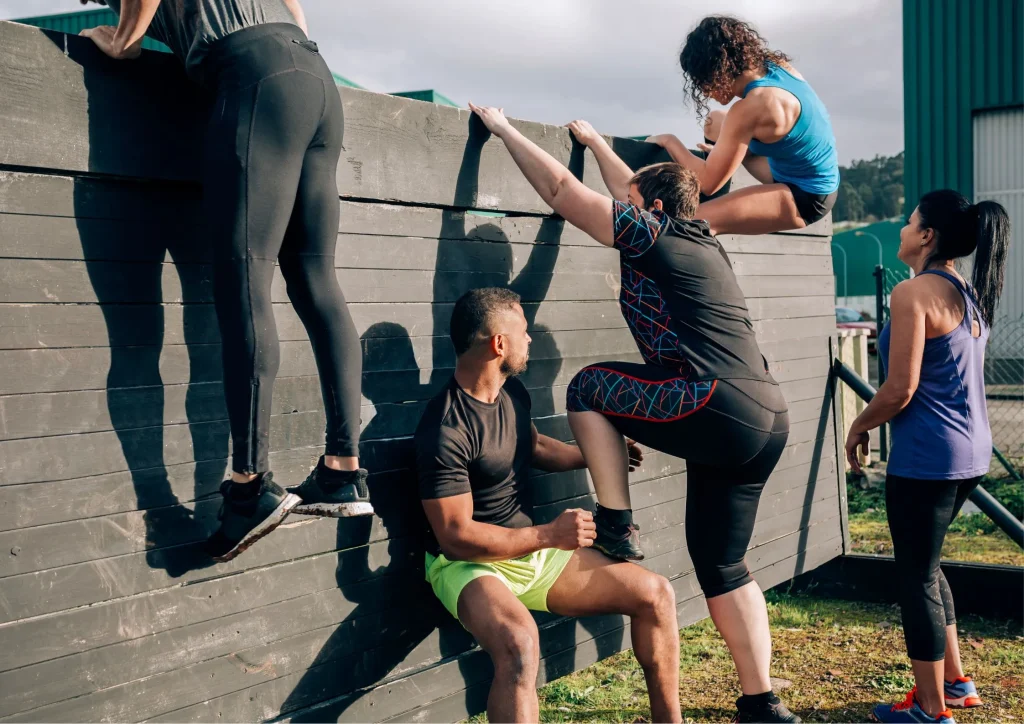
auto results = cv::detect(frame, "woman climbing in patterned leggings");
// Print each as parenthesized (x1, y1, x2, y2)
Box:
(468, 104, 798, 723)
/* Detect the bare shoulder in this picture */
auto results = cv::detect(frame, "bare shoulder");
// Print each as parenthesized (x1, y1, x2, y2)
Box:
(778, 61, 806, 81)
(891, 276, 938, 309)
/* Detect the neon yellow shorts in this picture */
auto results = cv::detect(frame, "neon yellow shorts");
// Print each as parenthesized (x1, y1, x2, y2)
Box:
(425, 547, 574, 623)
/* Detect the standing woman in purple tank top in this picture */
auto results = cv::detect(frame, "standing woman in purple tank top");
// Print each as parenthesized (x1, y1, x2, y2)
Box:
(646, 16, 840, 236)
(845, 191, 1010, 724)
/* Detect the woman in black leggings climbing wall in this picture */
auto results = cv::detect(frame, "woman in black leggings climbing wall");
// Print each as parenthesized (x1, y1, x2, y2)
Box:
(81, 0, 371, 563)
(469, 105, 799, 724)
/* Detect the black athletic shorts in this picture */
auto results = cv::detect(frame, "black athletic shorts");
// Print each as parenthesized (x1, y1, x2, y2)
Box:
(785, 183, 837, 224)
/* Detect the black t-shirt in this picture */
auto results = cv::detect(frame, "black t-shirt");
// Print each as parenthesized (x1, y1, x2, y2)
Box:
(416, 376, 535, 552)
(612, 200, 771, 383)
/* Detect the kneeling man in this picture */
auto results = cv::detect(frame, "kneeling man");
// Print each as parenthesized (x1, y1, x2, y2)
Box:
(416, 287, 682, 723)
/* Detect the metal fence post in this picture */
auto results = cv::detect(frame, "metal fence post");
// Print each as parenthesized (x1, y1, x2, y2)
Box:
(874, 265, 888, 461)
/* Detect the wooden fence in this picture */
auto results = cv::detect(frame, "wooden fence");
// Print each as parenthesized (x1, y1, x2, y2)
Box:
(0, 20, 846, 722)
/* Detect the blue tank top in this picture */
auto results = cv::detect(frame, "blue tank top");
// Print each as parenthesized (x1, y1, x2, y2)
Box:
(878, 270, 992, 480)
(742, 64, 840, 195)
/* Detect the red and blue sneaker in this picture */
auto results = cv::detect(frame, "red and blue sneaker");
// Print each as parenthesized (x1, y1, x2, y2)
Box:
(944, 676, 982, 708)
(871, 688, 955, 723)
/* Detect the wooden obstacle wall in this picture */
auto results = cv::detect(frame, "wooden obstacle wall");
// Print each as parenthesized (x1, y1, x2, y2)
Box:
(0, 21, 846, 722)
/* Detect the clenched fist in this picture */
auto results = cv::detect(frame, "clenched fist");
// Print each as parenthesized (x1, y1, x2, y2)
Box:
(545, 508, 597, 550)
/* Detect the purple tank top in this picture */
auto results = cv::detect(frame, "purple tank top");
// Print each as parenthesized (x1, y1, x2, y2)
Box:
(878, 270, 992, 479)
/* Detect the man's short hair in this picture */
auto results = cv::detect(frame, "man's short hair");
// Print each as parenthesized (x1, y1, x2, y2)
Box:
(450, 287, 522, 355)
(629, 162, 700, 219)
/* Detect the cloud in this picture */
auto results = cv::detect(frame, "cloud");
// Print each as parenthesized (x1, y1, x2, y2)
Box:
(0, 0, 903, 163)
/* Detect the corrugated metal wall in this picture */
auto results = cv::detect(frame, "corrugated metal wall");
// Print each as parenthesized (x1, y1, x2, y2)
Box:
(903, 0, 1024, 212)
(14, 9, 170, 52)
(974, 108, 1024, 356)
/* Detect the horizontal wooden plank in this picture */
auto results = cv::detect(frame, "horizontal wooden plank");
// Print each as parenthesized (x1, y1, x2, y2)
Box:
(0, 374, 829, 485)
(0, 253, 833, 308)
(0, 388, 830, 530)
(0, 162, 828, 236)
(0, 291, 835, 352)
(0, 210, 832, 267)
(0, 344, 829, 442)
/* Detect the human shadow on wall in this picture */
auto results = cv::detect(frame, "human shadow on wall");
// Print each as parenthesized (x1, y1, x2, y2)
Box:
(68, 33, 223, 579)
(278, 323, 450, 722)
(434, 122, 624, 718)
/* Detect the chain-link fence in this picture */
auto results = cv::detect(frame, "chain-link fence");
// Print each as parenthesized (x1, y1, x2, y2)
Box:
(874, 265, 1023, 478)
(986, 315, 1024, 475)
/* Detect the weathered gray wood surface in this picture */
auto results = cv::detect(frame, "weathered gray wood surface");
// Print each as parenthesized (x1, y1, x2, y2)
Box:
(0, 19, 843, 723)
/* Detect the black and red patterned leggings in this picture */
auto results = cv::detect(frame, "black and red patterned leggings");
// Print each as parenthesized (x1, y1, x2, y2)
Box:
(568, 361, 790, 597)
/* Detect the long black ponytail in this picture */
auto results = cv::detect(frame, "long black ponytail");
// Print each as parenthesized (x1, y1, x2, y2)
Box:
(917, 189, 1011, 327)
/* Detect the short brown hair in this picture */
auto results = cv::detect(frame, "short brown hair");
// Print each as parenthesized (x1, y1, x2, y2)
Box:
(629, 163, 700, 219)
(450, 287, 522, 355)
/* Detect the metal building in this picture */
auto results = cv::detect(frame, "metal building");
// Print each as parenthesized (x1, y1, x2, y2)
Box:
(904, 0, 1024, 358)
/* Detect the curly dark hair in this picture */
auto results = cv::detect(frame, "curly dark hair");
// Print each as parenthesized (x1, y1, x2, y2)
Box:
(679, 16, 790, 119)
(629, 163, 700, 219)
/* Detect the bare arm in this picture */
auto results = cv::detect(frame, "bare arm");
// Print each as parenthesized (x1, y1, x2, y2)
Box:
(566, 120, 634, 202)
(649, 101, 757, 195)
(80, 0, 161, 59)
(282, 0, 309, 35)
(532, 424, 643, 473)
(845, 282, 926, 472)
(469, 103, 615, 247)
(532, 425, 586, 473)
(422, 494, 595, 563)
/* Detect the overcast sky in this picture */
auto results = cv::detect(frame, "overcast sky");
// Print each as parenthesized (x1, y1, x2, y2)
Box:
(0, 0, 903, 164)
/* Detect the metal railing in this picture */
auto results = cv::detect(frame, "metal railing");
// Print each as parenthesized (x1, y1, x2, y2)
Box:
(832, 359, 1024, 550)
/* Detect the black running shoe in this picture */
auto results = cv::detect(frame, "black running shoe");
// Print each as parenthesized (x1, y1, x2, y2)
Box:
(204, 473, 301, 562)
(734, 693, 802, 723)
(593, 518, 644, 561)
(288, 458, 374, 518)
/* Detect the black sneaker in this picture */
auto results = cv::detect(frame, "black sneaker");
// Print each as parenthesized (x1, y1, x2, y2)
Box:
(204, 473, 301, 562)
(287, 458, 374, 518)
(734, 693, 802, 723)
(593, 518, 644, 561)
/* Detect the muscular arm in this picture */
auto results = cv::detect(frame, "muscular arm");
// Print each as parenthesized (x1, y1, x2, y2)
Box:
(585, 135, 635, 202)
(649, 101, 757, 195)
(81, 0, 161, 59)
(469, 104, 615, 246)
(531, 424, 586, 473)
(850, 282, 926, 432)
(422, 495, 553, 563)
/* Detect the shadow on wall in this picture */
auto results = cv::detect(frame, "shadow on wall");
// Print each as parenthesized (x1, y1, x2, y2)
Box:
(279, 118, 612, 720)
(67, 30, 224, 580)
(70, 40, 621, 718)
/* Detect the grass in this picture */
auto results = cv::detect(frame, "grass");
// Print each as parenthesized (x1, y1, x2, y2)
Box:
(468, 591, 1024, 723)
(846, 474, 1024, 565)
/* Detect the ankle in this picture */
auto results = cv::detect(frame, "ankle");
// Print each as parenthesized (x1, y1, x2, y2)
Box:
(596, 504, 633, 529)
(231, 471, 259, 484)
(322, 455, 359, 472)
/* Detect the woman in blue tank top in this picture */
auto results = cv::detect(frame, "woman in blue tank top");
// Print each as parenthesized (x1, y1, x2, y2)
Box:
(647, 16, 839, 236)
(845, 191, 1010, 724)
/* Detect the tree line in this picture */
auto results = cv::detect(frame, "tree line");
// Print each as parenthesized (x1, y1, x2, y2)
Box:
(832, 151, 904, 223)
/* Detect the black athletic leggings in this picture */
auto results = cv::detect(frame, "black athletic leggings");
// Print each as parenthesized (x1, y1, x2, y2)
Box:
(568, 362, 790, 597)
(201, 24, 362, 474)
(886, 474, 981, 661)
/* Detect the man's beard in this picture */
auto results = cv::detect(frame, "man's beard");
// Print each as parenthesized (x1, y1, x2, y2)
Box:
(500, 353, 528, 378)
